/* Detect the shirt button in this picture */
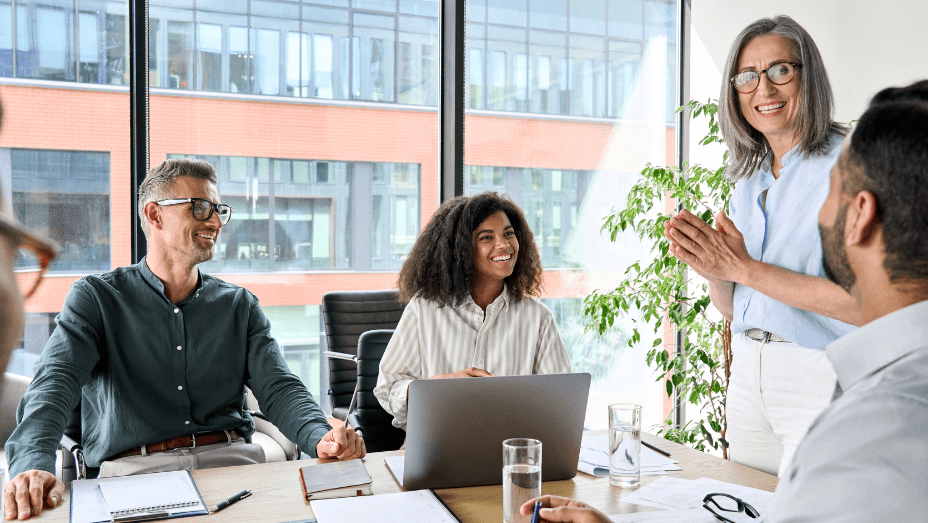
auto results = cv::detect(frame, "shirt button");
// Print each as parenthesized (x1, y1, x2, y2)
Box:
(174, 308, 179, 313)
(178, 386, 183, 390)
(177, 346, 182, 351)
(185, 421, 190, 425)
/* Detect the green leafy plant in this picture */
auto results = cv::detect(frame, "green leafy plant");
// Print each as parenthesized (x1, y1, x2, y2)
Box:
(584, 100, 735, 456)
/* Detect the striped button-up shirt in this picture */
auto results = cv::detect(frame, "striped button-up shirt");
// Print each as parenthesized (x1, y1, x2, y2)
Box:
(374, 289, 572, 429)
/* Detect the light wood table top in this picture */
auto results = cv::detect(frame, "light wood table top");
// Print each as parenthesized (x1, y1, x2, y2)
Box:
(35, 433, 777, 523)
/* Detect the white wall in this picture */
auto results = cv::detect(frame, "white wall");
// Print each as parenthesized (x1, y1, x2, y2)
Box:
(688, 0, 928, 150)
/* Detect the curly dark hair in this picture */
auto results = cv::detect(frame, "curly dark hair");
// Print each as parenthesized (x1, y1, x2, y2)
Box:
(397, 191, 543, 306)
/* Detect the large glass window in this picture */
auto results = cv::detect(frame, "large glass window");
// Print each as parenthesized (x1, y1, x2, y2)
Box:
(0, 0, 679, 431)
(465, 0, 679, 430)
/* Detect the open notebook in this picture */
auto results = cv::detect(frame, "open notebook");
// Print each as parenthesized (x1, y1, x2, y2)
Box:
(70, 470, 208, 523)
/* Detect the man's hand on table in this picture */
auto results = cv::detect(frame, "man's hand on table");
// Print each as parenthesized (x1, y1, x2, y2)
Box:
(4, 470, 64, 520)
(316, 425, 366, 460)
(521, 496, 612, 523)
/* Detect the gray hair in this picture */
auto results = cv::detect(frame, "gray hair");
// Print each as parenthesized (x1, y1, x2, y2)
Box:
(718, 15, 848, 182)
(138, 158, 219, 239)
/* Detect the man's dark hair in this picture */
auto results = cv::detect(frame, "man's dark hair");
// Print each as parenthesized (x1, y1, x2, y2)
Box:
(842, 80, 928, 281)
(397, 191, 542, 305)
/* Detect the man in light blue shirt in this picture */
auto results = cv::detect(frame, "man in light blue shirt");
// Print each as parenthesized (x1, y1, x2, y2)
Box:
(766, 81, 928, 522)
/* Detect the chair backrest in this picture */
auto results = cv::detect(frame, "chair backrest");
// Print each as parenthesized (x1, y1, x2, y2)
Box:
(0, 373, 31, 445)
(321, 290, 405, 420)
(348, 329, 405, 452)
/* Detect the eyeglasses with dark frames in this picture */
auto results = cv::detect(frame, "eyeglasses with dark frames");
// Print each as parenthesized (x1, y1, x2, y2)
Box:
(155, 198, 233, 225)
(703, 493, 760, 523)
(730, 62, 802, 94)
(0, 213, 59, 299)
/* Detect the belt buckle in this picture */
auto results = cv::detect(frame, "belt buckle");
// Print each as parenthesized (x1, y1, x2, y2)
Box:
(762, 331, 771, 343)
(190, 433, 196, 449)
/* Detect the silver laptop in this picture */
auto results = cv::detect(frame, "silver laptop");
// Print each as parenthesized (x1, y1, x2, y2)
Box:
(401, 372, 591, 490)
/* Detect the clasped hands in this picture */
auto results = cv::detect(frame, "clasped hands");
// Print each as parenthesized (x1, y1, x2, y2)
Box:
(664, 209, 753, 285)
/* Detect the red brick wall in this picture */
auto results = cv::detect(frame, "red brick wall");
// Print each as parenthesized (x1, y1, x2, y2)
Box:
(0, 84, 675, 314)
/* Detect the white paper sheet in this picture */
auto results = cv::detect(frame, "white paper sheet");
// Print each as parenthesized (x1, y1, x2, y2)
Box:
(70, 470, 207, 523)
(384, 456, 405, 487)
(311, 490, 458, 523)
(98, 473, 201, 514)
(579, 433, 681, 477)
(619, 476, 772, 522)
(607, 508, 719, 522)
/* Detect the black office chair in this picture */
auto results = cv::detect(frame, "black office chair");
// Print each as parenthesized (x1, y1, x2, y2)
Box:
(343, 329, 406, 452)
(321, 290, 405, 422)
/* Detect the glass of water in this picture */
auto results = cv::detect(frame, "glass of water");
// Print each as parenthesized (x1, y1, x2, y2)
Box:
(608, 403, 642, 488)
(502, 438, 542, 523)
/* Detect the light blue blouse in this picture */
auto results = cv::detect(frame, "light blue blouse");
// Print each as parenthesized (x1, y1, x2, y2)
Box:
(728, 135, 854, 349)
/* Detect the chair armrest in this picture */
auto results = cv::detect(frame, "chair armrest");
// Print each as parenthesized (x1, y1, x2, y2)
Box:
(58, 434, 86, 481)
(59, 433, 81, 453)
(324, 350, 358, 363)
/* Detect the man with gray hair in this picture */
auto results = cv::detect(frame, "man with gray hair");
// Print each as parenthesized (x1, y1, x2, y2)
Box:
(3, 158, 364, 520)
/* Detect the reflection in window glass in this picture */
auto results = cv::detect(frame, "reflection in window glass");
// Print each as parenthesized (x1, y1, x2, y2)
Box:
(198, 23, 221, 91)
(314, 34, 333, 98)
(229, 25, 249, 93)
(489, 51, 505, 110)
(468, 47, 484, 109)
(170, 154, 419, 272)
(8, 148, 110, 272)
(255, 28, 280, 95)
(168, 20, 192, 89)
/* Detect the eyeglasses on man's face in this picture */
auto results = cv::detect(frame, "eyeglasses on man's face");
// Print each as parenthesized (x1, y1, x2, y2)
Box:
(731, 62, 801, 94)
(0, 215, 59, 300)
(703, 493, 760, 523)
(155, 198, 233, 225)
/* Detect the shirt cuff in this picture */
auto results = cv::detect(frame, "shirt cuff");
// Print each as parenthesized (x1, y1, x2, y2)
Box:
(303, 426, 332, 459)
(8, 451, 56, 478)
(388, 379, 414, 430)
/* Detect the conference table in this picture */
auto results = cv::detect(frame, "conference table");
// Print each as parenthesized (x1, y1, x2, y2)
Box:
(35, 432, 778, 522)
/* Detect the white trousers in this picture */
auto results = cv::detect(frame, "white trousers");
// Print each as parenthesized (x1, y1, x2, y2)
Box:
(726, 333, 836, 477)
(98, 432, 266, 478)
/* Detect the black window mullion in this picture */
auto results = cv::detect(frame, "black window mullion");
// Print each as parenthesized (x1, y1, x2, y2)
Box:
(130, 0, 149, 264)
(439, 0, 465, 201)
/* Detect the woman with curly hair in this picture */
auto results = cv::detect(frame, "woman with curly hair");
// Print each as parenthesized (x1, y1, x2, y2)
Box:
(373, 191, 572, 429)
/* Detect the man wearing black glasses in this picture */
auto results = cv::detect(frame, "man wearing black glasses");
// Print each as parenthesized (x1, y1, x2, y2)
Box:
(4, 158, 364, 520)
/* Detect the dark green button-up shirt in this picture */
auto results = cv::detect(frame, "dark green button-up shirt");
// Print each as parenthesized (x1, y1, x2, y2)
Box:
(6, 259, 331, 476)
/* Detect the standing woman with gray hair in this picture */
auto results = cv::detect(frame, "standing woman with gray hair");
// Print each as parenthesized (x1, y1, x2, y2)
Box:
(663, 15, 857, 477)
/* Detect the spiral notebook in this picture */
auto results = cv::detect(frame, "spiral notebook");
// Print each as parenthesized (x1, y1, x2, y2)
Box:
(70, 470, 208, 523)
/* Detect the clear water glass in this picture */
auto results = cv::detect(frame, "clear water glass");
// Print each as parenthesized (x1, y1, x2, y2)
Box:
(609, 403, 642, 488)
(502, 438, 541, 523)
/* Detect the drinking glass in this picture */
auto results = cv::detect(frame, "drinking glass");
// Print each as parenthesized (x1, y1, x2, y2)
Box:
(502, 438, 542, 523)
(608, 403, 641, 487)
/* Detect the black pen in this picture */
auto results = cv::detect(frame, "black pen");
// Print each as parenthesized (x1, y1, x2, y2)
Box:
(642, 440, 671, 457)
(209, 489, 252, 513)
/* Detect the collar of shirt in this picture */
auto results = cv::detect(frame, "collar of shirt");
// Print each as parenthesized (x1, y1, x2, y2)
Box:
(462, 285, 511, 313)
(827, 299, 928, 391)
(754, 141, 804, 194)
(139, 257, 208, 305)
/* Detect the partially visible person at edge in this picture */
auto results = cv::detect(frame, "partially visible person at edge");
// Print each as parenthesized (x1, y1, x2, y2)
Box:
(518, 79, 928, 523)
(663, 15, 856, 477)
(4, 158, 364, 521)
(374, 191, 571, 430)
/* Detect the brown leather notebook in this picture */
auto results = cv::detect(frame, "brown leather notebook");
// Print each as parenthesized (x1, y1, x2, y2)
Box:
(299, 459, 374, 501)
